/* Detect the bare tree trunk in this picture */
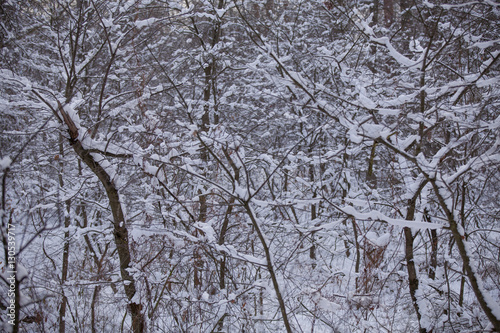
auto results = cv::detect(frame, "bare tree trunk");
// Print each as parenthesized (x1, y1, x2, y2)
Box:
(192, 0, 224, 290)
(91, 285, 101, 333)
(428, 228, 438, 280)
(52, 103, 144, 332)
(404, 226, 426, 333)
(58, 135, 71, 333)
(366, 142, 378, 188)
(458, 182, 467, 310)
(309, 162, 317, 268)
(243, 202, 293, 333)
(352, 218, 361, 290)
(71, 139, 144, 333)
(404, 181, 429, 333)
(214, 147, 241, 331)
(430, 179, 500, 332)
(218, 199, 234, 291)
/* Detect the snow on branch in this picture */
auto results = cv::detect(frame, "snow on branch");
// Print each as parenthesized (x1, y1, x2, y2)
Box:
(341, 206, 442, 230)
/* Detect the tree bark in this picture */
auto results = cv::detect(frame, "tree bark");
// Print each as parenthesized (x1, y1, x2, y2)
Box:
(430, 179, 500, 332)
(429, 228, 438, 280)
(71, 140, 145, 333)
(404, 180, 429, 333)
(243, 201, 293, 333)
(58, 135, 71, 333)
(56, 101, 144, 332)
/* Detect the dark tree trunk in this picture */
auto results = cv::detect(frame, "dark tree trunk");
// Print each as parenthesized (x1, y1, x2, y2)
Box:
(404, 181, 429, 333)
(430, 179, 500, 332)
(58, 134, 71, 333)
(54, 102, 144, 332)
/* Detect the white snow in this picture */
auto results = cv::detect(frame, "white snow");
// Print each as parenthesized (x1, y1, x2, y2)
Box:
(135, 18, 158, 29)
(0, 156, 12, 170)
(342, 206, 442, 229)
(371, 37, 419, 68)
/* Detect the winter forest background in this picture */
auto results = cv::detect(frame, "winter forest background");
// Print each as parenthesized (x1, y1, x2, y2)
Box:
(0, 0, 499, 332)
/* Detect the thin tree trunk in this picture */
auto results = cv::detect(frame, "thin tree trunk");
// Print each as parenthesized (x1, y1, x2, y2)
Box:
(430, 179, 500, 332)
(243, 202, 293, 333)
(426, 209, 438, 280)
(352, 218, 361, 290)
(404, 43, 433, 332)
(404, 227, 426, 333)
(429, 229, 438, 280)
(218, 196, 235, 290)
(193, 0, 223, 287)
(309, 162, 317, 268)
(91, 285, 101, 333)
(215, 147, 240, 331)
(458, 182, 467, 310)
(366, 142, 378, 188)
(404, 181, 429, 333)
(58, 135, 71, 333)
